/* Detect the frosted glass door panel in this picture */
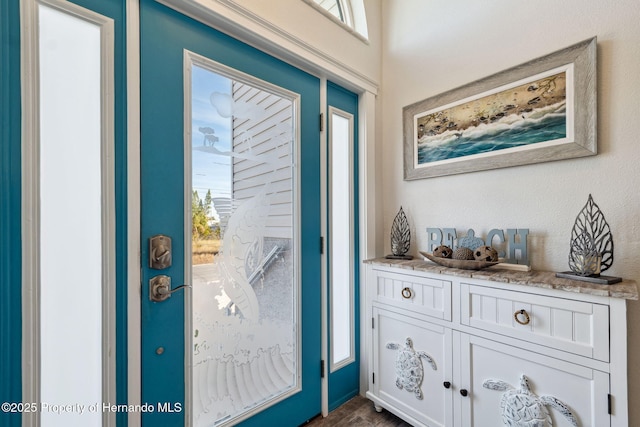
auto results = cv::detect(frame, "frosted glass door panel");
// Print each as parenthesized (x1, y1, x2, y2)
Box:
(37, 3, 111, 426)
(329, 110, 354, 370)
(189, 59, 299, 426)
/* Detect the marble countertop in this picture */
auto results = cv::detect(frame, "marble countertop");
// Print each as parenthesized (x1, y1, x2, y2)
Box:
(364, 257, 638, 300)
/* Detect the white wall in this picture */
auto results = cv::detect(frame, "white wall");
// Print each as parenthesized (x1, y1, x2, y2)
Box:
(175, 0, 383, 91)
(232, 0, 380, 81)
(381, 0, 640, 423)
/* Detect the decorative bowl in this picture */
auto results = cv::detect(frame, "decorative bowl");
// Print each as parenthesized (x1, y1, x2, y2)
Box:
(420, 251, 499, 270)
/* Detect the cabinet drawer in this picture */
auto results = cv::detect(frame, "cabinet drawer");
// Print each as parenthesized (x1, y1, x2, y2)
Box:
(372, 268, 452, 321)
(460, 284, 609, 362)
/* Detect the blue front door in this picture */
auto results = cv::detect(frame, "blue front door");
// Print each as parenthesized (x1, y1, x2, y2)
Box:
(140, 1, 322, 425)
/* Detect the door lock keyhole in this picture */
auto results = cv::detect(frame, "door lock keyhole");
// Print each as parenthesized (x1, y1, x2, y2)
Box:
(149, 234, 172, 269)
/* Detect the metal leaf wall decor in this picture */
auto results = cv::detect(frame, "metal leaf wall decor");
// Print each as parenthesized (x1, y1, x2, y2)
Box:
(390, 207, 411, 256)
(569, 194, 614, 273)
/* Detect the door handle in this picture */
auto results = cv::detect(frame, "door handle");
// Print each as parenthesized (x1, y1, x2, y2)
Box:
(149, 275, 190, 302)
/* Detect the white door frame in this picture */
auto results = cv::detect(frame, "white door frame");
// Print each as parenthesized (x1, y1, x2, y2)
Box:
(126, 1, 142, 426)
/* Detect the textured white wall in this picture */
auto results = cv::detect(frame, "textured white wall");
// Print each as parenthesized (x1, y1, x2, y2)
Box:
(231, 0, 382, 85)
(381, 0, 640, 422)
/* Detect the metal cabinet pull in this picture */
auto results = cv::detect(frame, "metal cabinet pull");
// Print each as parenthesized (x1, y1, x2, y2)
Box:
(443, 381, 451, 389)
(401, 287, 413, 299)
(514, 309, 531, 325)
(460, 389, 468, 397)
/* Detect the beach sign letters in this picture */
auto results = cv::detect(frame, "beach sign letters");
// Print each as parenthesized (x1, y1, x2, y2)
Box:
(427, 228, 529, 265)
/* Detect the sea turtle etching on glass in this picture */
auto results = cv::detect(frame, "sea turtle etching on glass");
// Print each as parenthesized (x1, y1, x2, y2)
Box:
(482, 374, 579, 427)
(386, 337, 437, 400)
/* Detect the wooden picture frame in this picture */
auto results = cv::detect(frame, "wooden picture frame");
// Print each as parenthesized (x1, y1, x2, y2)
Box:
(403, 37, 597, 180)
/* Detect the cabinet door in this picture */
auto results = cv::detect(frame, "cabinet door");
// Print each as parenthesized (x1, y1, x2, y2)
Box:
(372, 307, 453, 427)
(456, 333, 610, 427)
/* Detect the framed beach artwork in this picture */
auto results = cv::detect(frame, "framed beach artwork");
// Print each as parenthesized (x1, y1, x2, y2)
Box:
(403, 37, 596, 180)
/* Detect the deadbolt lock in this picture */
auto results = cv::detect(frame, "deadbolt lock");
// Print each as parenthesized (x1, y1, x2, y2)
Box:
(149, 234, 172, 269)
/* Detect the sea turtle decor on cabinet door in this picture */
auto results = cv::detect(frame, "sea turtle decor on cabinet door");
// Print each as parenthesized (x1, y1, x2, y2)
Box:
(386, 337, 437, 400)
(482, 374, 579, 427)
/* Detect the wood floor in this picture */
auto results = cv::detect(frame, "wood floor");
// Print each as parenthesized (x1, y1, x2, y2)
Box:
(303, 395, 412, 427)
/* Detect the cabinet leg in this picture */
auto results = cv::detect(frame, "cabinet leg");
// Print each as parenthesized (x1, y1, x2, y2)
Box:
(374, 404, 383, 413)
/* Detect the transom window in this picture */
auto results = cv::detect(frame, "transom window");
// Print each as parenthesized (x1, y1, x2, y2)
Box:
(304, 0, 369, 40)
(313, 0, 353, 26)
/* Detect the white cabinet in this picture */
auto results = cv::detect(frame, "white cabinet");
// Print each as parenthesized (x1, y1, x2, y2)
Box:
(364, 260, 637, 427)
(457, 333, 609, 427)
(372, 306, 452, 427)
